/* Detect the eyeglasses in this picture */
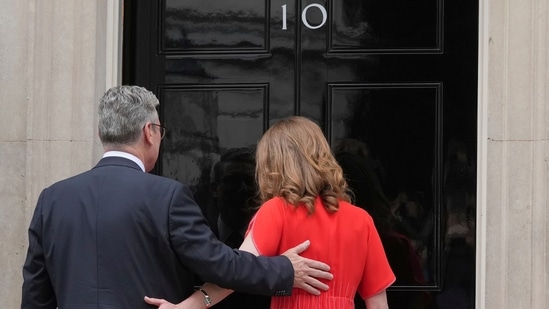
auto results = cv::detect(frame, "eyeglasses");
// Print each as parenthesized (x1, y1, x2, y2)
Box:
(150, 123, 166, 139)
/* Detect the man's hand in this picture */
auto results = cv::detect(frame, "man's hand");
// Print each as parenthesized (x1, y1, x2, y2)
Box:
(282, 240, 333, 295)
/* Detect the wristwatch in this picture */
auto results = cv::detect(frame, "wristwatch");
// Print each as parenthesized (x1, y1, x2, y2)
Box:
(199, 288, 212, 308)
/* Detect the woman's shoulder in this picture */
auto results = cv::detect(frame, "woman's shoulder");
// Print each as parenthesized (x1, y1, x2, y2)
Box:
(263, 196, 287, 207)
(338, 200, 375, 222)
(258, 196, 292, 215)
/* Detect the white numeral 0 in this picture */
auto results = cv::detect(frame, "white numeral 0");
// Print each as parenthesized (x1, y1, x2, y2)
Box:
(281, 3, 327, 30)
(302, 3, 327, 29)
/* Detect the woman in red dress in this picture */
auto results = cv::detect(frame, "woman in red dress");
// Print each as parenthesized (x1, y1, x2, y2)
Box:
(146, 116, 395, 309)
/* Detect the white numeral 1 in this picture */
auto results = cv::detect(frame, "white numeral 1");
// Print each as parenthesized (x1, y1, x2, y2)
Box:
(282, 4, 287, 30)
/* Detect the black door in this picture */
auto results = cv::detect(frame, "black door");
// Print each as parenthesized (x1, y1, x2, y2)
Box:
(124, 0, 478, 308)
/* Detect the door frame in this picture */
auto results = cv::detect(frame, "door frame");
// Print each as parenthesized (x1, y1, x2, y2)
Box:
(106, 0, 123, 88)
(475, 0, 488, 307)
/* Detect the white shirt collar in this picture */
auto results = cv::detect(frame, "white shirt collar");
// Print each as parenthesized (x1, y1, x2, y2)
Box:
(103, 151, 146, 172)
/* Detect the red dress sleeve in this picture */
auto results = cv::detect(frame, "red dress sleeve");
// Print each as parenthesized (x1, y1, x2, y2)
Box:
(357, 214, 396, 299)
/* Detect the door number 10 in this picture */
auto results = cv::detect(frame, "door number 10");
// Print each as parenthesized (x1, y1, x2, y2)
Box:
(281, 4, 328, 30)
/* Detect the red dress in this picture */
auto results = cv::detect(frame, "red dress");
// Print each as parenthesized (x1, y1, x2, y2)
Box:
(247, 196, 396, 309)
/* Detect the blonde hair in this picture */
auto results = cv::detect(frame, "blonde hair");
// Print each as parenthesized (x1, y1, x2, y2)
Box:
(255, 116, 350, 214)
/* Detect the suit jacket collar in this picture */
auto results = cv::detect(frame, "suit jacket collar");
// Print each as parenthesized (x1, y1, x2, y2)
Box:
(94, 156, 144, 172)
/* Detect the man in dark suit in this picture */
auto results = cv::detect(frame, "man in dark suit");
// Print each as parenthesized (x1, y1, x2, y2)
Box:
(21, 85, 332, 309)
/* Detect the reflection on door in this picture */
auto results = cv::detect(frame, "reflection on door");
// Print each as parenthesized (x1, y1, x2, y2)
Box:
(124, 0, 478, 308)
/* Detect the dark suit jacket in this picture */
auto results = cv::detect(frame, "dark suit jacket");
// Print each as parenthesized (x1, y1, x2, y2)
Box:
(22, 157, 292, 308)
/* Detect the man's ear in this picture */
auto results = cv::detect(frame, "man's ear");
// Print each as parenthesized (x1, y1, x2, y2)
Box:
(143, 122, 154, 145)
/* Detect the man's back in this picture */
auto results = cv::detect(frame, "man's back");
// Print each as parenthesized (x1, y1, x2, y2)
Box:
(23, 157, 195, 308)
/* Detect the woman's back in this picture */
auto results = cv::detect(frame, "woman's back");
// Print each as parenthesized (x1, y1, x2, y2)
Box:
(248, 196, 395, 309)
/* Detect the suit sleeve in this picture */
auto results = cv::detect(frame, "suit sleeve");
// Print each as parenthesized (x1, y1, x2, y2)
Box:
(168, 184, 294, 296)
(21, 190, 57, 309)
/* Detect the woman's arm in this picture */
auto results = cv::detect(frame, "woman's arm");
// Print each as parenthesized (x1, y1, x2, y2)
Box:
(145, 233, 261, 309)
(364, 290, 389, 309)
(144, 230, 330, 308)
(144, 283, 233, 309)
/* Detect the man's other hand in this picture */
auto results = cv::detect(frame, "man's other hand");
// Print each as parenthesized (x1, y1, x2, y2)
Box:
(282, 240, 333, 295)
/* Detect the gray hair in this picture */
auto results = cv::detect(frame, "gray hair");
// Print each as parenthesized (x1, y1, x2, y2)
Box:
(98, 85, 160, 147)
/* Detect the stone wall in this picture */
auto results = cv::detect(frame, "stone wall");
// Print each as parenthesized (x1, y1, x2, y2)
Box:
(478, 0, 549, 307)
(0, 1, 111, 306)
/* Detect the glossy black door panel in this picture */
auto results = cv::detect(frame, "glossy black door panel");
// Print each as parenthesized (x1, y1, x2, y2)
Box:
(124, 0, 478, 308)
(330, 0, 441, 52)
(160, 85, 268, 184)
(328, 84, 441, 197)
(328, 83, 442, 289)
(162, 0, 269, 53)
